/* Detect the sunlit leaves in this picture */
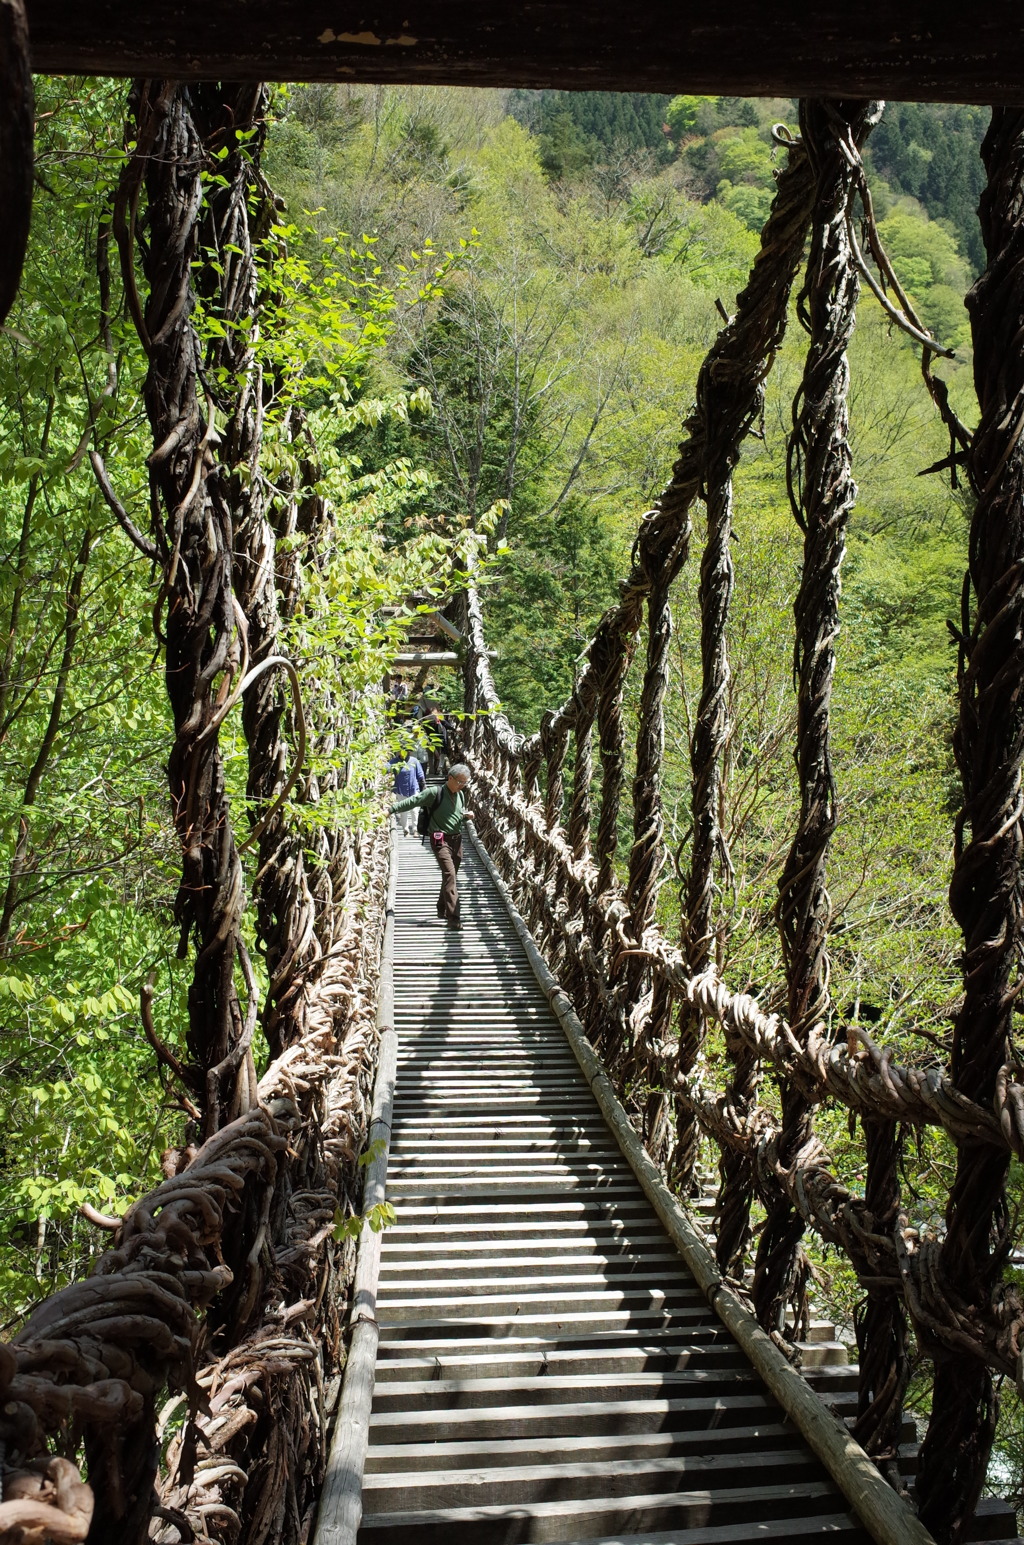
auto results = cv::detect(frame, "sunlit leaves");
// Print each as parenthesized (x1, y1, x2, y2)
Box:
(0, 77, 184, 1321)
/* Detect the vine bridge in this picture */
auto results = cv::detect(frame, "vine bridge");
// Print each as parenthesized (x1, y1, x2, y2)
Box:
(3, 11, 1024, 1545)
(320, 833, 920, 1545)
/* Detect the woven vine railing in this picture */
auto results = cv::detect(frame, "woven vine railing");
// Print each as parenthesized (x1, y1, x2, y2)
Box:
(457, 100, 1024, 1544)
(0, 82, 390, 1545)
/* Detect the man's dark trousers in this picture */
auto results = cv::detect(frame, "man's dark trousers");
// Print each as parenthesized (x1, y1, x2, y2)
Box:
(430, 831, 462, 923)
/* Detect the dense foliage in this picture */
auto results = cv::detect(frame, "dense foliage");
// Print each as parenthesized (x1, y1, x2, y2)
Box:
(0, 81, 179, 1318)
(509, 88, 674, 179)
(868, 102, 989, 271)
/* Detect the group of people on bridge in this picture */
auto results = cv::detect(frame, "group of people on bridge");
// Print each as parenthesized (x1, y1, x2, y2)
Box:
(391, 762, 473, 930)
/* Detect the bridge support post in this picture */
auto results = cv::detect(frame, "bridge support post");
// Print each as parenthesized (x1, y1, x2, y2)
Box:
(658, 131, 817, 1204)
(753, 96, 881, 1334)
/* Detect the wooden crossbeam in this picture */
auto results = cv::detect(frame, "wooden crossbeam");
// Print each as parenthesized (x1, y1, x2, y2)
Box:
(392, 651, 461, 666)
(23, 1, 1024, 102)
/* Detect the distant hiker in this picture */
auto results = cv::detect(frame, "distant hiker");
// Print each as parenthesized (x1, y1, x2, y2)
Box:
(410, 734, 430, 772)
(391, 752, 426, 835)
(422, 707, 449, 776)
(391, 763, 472, 930)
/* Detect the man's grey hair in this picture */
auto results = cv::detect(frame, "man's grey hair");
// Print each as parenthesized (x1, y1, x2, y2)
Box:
(448, 763, 471, 783)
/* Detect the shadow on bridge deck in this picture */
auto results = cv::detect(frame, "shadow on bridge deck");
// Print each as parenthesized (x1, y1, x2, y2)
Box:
(354, 832, 874, 1545)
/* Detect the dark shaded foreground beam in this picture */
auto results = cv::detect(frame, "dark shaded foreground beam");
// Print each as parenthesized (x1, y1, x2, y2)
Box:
(1, 0, 32, 329)
(23, 1, 1024, 102)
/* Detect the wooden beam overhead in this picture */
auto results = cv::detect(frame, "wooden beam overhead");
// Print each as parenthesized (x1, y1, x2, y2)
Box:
(392, 651, 461, 665)
(23, 2, 1024, 103)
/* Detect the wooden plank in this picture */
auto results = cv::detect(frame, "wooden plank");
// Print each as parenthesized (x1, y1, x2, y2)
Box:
(21, 0, 1024, 102)
(360, 1447, 821, 1512)
(392, 651, 460, 665)
(368, 1367, 764, 1412)
(357, 1479, 850, 1544)
(521, 1519, 866, 1545)
(372, 1342, 745, 1382)
(362, 1421, 795, 1471)
(367, 1391, 784, 1444)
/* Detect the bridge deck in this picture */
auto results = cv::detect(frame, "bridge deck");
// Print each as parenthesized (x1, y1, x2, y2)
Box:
(357, 834, 872, 1544)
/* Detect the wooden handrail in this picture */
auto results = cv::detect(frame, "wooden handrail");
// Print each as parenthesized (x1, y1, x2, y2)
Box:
(314, 836, 399, 1545)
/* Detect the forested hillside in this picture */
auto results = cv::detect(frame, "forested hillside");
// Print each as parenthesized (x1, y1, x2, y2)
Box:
(7, 76, 1021, 1508)
(266, 83, 975, 710)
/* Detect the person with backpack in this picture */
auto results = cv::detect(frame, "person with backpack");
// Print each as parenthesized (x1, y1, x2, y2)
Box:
(391, 751, 425, 835)
(391, 763, 472, 930)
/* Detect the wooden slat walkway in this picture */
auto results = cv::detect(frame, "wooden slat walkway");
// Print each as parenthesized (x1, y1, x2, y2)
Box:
(357, 834, 873, 1544)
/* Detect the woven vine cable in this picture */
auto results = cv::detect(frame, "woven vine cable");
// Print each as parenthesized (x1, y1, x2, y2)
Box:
(466, 665, 1024, 1147)
(681, 1042, 1024, 1388)
(628, 574, 673, 945)
(460, 675, 1024, 1161)
(0, 83, 267, 1543)
(594, 620, 639, 906)
(753, 97, 883, 1336)
(152, 87, 382, 1545)
(465, 134, 823, 1010)
(541, 711, 569, 831)
(200, 86, 324, 1067)
(467, 708, 938, 1380)
(113, 81, 253, 1143)
(0, 831, 390, 1545)
(687, 469, 764, 1249)
(568, 707, 596, 860)
(664, 129, 819, 1208)
(852, 1117, 910, 1478)
(154, 832, 389, 1545)
(463, 698, 1024, 1407)
(540, 713, 572, 914)
(616, 567, 675, 1147)
(916, 106, 1024, 1545)
(51, 79, 263, 1537)
(680, 471, 736, 1186)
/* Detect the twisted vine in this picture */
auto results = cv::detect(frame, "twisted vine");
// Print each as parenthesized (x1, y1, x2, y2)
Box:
(673, 130, 818, 1202)
(917, 106, 1024, 1544)
(0, 80, 390, 1545)
(113, 80, 252, 1139)
(754, 97, 882, 1335)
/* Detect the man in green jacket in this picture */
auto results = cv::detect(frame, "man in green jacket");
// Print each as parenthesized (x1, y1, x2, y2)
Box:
(391, 763, 472, 930)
